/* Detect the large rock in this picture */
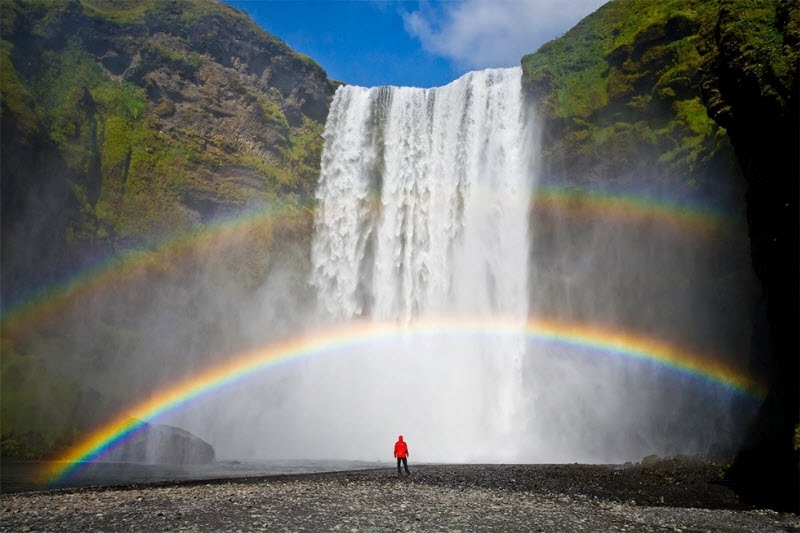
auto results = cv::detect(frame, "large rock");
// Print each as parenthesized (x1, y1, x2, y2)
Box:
(102, 421, 215, 465)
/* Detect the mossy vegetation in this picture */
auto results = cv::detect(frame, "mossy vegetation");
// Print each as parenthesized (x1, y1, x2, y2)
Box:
(1, 0, 333, 458)
(0, 338, 118, 458)
(522, 0, 737, 202)
(80, 0, 155, 25)
(0, 43, 37, 134)
(282, 117, 326, 196)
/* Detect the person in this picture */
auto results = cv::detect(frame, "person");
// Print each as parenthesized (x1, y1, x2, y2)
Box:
(394, 435, 410, 476)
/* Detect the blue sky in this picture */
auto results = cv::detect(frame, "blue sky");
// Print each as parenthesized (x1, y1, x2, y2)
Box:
(223, 0, 607, 88)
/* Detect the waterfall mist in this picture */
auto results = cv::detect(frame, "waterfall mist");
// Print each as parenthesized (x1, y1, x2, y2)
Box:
(159, 66, 759, 464)
(175, 68, 535, 463)
(10, 67, 762, 470)
(307, 68, 533, 461)
(175, 63, 757, 467)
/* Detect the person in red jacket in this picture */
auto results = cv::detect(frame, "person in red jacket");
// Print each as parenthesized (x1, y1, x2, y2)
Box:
(394, 435, 410, 476)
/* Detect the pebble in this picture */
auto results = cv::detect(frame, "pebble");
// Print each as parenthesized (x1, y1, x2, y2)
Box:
(1, 465, 797, 532)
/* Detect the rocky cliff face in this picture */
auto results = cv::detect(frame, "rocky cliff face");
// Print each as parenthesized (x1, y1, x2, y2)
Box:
(521, 1, 758, 379)
(698, 0, 799, 512)
(1, 0, 336, 306)
(1, 0, 335, 460)
(522, 0, 798, 512)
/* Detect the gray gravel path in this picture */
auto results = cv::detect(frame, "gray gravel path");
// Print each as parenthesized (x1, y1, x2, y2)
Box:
(2, 464, 798, 532)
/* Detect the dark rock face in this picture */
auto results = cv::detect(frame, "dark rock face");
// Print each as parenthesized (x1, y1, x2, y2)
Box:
(103, 422, 214, 465)
(522, 0, 798, 512)
(698, 0, 799, 513)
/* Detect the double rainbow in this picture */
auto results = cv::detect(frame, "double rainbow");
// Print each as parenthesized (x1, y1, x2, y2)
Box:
(2, 189, 752, 484)
(3, 185, 733, 339)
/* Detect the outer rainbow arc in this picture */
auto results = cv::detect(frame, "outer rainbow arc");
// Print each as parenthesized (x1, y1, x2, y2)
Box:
(2, 186, 733, 339)
(43, 317, 765, 485)
(0, 207, 299, 338)
(532, 185, 732, 234)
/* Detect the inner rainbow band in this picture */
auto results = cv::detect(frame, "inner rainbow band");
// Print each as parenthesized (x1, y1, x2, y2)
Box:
(43, 317, 764, 484)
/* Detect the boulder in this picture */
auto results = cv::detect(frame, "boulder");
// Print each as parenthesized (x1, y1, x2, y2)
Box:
(103, 421, 215, 465)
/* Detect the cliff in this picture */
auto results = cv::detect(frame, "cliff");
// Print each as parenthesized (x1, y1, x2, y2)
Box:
(522, 0, 798, 512)
(1, 0, 336, 305)
(1, 0, 335, 460)
(698, 0, 799, 513)
(521, 1, 759, 377)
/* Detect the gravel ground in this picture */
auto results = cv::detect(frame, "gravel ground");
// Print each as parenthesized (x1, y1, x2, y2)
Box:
(2, 461, 798, 532)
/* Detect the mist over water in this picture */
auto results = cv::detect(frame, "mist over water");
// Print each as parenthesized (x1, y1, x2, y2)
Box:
(309, 68, 532, 461)
(18, 67, 759, 474)
(154, 66, 760, 466)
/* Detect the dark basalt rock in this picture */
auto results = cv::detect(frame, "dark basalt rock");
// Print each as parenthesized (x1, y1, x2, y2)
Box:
(698, 0, 799, 513)
(102, 421, 215, 465)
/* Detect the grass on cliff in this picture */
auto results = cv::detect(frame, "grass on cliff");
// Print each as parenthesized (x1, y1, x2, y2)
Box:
(520, 0, 738, 194)
(10, 32, 321, 247)
(26, 44, 195, 244)
(523, 0, 791, 120)
(1, 0, 328, 459)
(522, 0, 706, 118)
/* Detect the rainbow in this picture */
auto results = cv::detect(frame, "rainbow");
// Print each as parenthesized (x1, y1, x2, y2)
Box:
(1, 186, 733, 340)
(533, 184, 734, 234)
(0, 205, 310, 338)
(43, 316, 765, 484)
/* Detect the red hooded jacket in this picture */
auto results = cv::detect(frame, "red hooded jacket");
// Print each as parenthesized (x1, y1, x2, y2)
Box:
(394, 435, 408, 458)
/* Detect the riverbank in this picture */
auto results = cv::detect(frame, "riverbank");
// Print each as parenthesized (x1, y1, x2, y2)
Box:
(2, 461, 797, 532)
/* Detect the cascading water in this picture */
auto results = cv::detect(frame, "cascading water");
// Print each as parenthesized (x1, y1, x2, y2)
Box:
(310, 68, 533, 461)
(163, 67, 756, 466)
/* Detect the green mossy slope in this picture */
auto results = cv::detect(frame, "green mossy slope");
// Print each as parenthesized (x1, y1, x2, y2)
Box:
(0, 0, 334, 459)
(522, 0, 740, 207)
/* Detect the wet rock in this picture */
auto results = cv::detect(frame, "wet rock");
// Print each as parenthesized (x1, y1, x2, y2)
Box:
(101, 422, 214, 465)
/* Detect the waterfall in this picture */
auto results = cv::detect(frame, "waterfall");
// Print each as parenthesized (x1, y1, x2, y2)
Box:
(164, 68, 756, 465)
(310, 68, 533, 461)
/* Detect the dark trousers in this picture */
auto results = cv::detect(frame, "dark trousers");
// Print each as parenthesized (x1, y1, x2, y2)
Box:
(397, 457, 409, 474)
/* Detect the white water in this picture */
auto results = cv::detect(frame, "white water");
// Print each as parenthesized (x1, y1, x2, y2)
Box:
(309, 68, 533, 461)
(161, 67, 755, 466)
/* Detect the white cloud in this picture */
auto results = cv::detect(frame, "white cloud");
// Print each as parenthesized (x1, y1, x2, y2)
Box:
(402, 0, 607, 70)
